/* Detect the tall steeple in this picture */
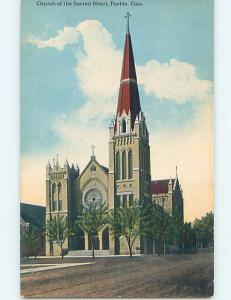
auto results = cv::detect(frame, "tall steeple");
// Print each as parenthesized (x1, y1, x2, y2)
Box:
(116, 13, 141, 130)
(108, 15, 151, 255)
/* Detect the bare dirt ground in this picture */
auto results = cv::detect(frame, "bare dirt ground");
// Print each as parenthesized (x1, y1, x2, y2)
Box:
(20, 252, 213, 298)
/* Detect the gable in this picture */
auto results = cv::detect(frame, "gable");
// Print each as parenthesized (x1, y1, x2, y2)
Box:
(78, 157, 108, 192)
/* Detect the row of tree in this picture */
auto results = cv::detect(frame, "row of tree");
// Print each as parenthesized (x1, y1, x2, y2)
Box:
(20, 201, 214, 259)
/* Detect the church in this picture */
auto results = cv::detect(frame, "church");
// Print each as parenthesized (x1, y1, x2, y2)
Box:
(45, 17, 184, 256)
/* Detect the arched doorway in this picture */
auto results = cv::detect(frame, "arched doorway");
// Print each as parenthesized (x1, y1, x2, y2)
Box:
(88, 232, 99, 250)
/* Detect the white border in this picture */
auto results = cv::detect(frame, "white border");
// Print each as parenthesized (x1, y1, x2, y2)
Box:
(0, 0, 231, 299)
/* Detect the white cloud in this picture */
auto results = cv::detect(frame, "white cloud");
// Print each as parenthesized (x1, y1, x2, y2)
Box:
(26, 20, 213, 110)
(22, 20, 214, 221)
(26, 26, 79, 50)
(27, 20, 122, 120)
(75, 21, 122, 100)
(150, 102, 213, 221)
(137, 59, 213, 103)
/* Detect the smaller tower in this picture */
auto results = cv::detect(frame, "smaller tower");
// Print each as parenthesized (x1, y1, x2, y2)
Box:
(45, 156, 79, 255)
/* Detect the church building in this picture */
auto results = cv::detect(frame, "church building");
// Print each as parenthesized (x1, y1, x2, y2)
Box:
(45, 17, 184, 256)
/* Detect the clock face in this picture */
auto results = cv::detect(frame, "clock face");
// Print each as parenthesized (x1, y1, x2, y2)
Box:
(84, 188, 104, 209)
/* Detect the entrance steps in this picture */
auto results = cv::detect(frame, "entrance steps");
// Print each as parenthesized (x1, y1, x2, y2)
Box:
(67, 250, 110, 256)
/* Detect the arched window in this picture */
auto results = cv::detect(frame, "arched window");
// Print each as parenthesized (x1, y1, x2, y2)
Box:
(122, 195, 127, 207)
(115, 152, 120, 180)
(57, 182, 62, 197)
(52, 183, 56, 196)
(129, 194, 133, 206)
(128, 150, 133, 179)
(121, 119, 126, 133)
(52, 183, 57, 211)
(122, 151, 127, 179)
(57, 183, 62, 211)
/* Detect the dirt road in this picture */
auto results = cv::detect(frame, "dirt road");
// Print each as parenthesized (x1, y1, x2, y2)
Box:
(21, 252, 213, 298)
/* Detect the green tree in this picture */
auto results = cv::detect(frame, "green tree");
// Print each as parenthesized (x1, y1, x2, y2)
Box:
(171, 208, 184, 248)
(20, 226, 40, 260)
(46, 215, 72, 258)
(109, 200, 150, 258)
(152, 204, 172, 255)
(194, 218, 205, 248)
(194, 212, 214, 248)
(75, 203, 108, 259)
(202, 212, 214, 247)
(180, 222, 194, 250)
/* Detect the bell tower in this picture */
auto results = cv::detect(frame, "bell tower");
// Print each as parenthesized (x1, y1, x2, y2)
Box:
(45, 156, 79, 255)
(108, 14, 151, 254)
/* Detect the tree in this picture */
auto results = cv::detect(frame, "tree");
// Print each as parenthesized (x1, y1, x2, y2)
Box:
(75, 203, 108, 259)
(180, 222, 194, 250)
(151, 204, 172, 255)
(194, 212, 214, 248)
(171, 207, 184, 248)
(46, 215, 72, 258)
(109, 200, 150, 258)
(20, 226, 40, 260)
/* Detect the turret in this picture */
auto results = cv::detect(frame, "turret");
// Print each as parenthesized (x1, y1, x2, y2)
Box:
(46, 160, 52, 178)
(64, 158, 70, 172)
(168, 178, 173, 193)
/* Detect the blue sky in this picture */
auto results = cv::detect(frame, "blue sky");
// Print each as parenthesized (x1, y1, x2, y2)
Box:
(21, 0, 213, 154)
(21, 0, 213, 221)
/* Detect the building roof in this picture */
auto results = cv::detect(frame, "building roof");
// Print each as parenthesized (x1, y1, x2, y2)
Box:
(20, 203, 46, 230)
(116, 30, 141, 129)
(151, 179, 175, 195)
(100, 164, 109, 173)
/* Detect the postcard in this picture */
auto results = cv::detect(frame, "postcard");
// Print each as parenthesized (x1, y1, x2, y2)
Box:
(20, 0, 214, 297)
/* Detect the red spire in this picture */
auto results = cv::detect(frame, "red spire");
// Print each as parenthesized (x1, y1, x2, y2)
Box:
(116, 27, 141, 129)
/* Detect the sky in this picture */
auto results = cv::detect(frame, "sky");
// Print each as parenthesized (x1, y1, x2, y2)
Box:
(20, 0, 214, 222)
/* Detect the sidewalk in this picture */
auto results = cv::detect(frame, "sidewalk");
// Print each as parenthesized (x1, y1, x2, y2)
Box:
(20, 262, 95, 275)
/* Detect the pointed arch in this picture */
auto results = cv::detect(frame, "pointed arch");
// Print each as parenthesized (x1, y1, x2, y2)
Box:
(57, 182, 62, 211)
(52, 183, 56, 195)
(121, 118, 126, 133)
(51, 183, 57, 211)
(88, 231, 99, 250)
(115, 151, 120, 180)
(122, 150, 127, 179)
(128, 149, 133, 179)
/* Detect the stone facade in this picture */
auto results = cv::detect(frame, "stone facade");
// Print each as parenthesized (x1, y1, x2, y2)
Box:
(151, 174, 184, 220)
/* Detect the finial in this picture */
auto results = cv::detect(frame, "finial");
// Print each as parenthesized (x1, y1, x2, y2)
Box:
(91, 144, 95, 157)
(176, 166, 178, 178)
(56, 153, 59, 168)
(64, 158, 69, 166)
(125, 12, 131, 33)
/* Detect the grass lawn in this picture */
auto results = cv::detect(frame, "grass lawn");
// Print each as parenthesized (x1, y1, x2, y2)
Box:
(21, 252, 213, 298)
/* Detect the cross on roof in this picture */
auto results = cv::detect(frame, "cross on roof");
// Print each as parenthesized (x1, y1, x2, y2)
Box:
(91, 144, 95, 156)
(125, 12, 131, 33)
